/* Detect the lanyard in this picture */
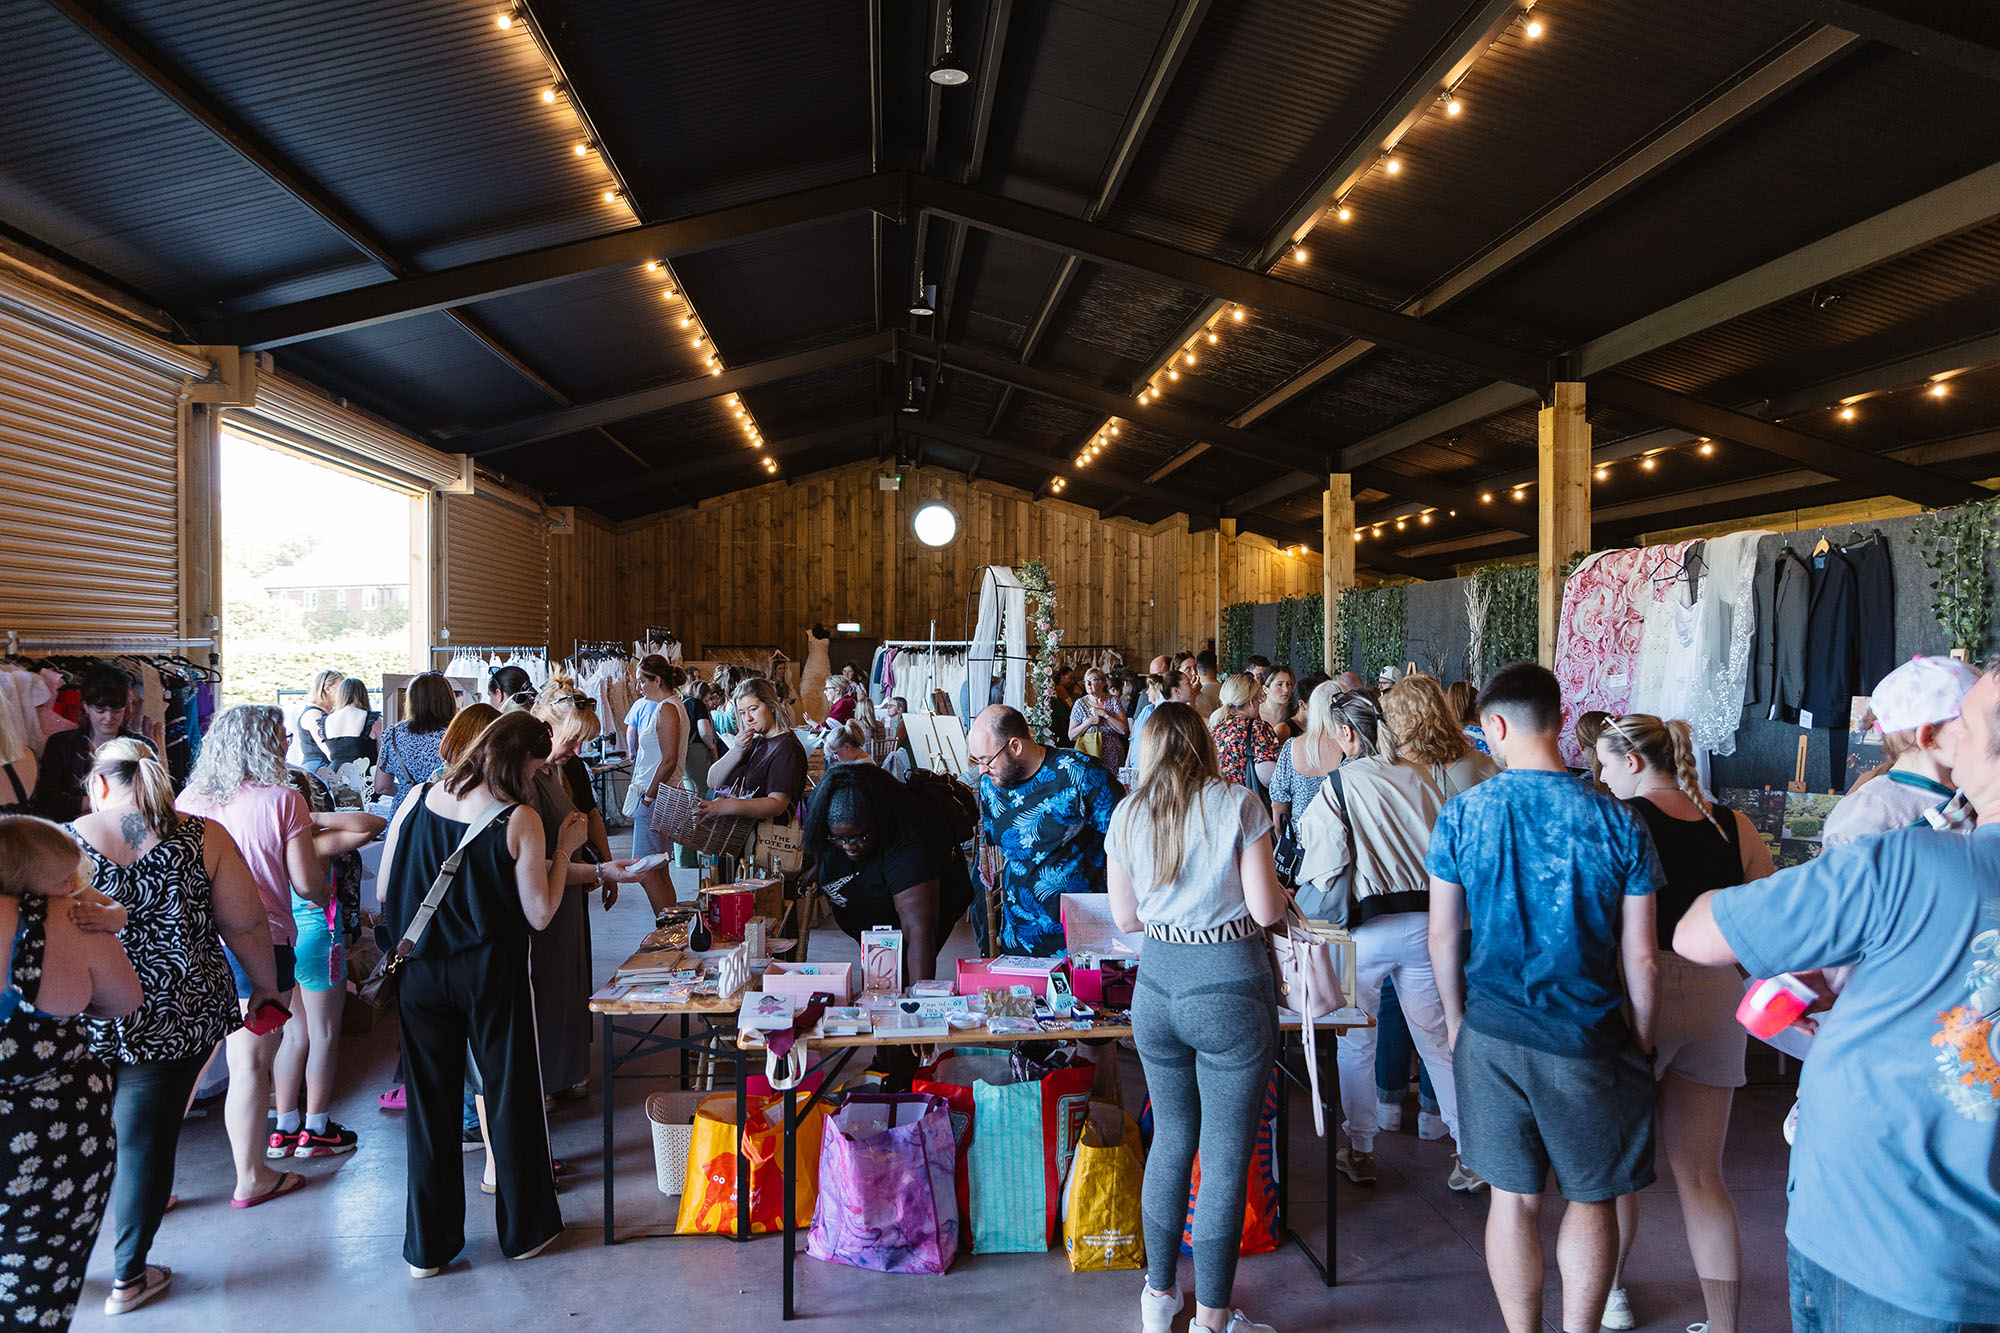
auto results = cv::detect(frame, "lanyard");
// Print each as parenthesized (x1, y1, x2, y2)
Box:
(1886, 770, 1954, 801)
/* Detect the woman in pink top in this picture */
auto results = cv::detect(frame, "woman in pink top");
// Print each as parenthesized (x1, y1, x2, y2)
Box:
(175, 706, 329, 1207)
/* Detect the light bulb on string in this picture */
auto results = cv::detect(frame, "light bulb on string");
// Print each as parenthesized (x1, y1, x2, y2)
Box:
(1839, 406, 1856, 420)
(1445, 95, 1462, 116)
(1184, 352, 1196, 366)
(1930, 382, 1948, 397)
(1109, 425, 1119, 435)
(1594, 466, 1608, 481)
(1481, 492, 1494, 503)
(1699, 441, 1714, 456)
(1231, 307, 1244, 321)
(1420, 512, 1432, 525)
(1292, 243, 1308, 262)
(602, 189, 622, 204)
(645, 260, 660, 272)
(542, 87, 559, 104)
(1641, 457, 1656, 470)
(1336, 203, 1352, 222)
(574, 141, 591, 156)
(1383, 156, 1400, 175)
(495, 11, 514, 29)
(1168, 370, 1180, 381)
(1207, 331, 1219, 344)
(1511, 487, 1525, 500)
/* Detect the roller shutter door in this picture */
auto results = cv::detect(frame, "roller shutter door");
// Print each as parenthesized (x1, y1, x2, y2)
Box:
(0, 302, 187, 636)
(440, 491, 549, 649)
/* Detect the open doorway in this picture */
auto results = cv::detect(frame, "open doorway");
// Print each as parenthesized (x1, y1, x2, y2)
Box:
(218, 431, 422, 711)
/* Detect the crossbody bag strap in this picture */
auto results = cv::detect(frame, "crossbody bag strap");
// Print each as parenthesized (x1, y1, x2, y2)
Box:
(395, 784, 512, 961)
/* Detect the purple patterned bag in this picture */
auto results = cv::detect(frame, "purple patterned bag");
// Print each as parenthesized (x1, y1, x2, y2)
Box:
(807, 1093, 961, 1275)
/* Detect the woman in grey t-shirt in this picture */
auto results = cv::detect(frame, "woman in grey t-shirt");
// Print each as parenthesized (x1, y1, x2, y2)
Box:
(1105, 702, 1288, 1333)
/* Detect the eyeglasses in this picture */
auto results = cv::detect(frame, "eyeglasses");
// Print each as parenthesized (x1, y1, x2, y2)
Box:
(829, 832, 869, 851)
(968, 747, 1004, 771)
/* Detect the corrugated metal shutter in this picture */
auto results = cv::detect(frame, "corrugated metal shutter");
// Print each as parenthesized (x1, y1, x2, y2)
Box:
(229, 369, 466, 494)
(440, 490, 549, 649)
(0, 301, 185, 636)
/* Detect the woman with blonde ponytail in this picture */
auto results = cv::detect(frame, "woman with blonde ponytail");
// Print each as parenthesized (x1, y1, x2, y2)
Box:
(1593, 713, 1774, 1333)
(68, 739, 283, 1313)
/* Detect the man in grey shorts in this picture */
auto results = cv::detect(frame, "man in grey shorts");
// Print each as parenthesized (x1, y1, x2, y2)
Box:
(1425, 663, 1662, 1333)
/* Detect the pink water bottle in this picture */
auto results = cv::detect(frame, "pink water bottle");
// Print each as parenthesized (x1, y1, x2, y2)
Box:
(1737, 974, 1815, 1039)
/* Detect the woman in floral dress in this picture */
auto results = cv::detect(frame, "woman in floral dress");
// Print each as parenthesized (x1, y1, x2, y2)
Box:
(0, 814, 139, 1329)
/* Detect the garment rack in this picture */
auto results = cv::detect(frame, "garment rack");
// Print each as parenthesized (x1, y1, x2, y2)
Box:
(428, 644, 548, 657)
(7, 632, 216, 656)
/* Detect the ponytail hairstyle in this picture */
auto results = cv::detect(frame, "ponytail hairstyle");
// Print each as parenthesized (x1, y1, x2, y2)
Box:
(532, 676, 602, 751)
(1328, 690, 1386, 761)
(1600, 713, 1722, 834)
(823, 720, 870, 761)
(89, 738, 179, 839)
(1127, 701, 1221, 891)
(336, 677, 370, 710)
(1299, 679, 1343, 769)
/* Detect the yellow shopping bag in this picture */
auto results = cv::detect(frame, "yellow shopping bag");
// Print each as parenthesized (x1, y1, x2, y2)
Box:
(676, 1093, 826, 1235)
(1061, 1102, 1146, 1272)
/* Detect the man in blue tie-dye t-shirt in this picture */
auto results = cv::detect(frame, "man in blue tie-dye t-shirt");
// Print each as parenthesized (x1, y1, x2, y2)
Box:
(969, 705, 1120, 956)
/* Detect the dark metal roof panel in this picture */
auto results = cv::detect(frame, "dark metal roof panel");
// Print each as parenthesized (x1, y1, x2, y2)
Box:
(0, 2, 365, 312)
(1456, 45, 2000, 343)
(276, 313, 560, 435)
(742, 361, 880, 436)
(458, 263, 711, 404)
(1036, 268, 1209, 390)
(1104, 0, 1497, 260)
(670, 217, 877, 364)
(1619, 222, 2000, 401)
(545, 0, 873, 218)
(102, 0, 624, 297)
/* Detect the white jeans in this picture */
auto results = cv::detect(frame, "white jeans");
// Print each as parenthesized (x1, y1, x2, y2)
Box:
(1336, 912, 1459, 1153)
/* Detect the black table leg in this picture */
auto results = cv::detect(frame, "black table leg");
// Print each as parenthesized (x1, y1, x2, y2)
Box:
(736, 1043, 751, 1242)
(601, 1012, 615, 1246)
(782, 1080, 797, 1321)
(1322, 1032, 1336, 1287)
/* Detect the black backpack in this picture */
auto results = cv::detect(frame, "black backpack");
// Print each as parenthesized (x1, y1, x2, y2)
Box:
(907, 768, 979, 845)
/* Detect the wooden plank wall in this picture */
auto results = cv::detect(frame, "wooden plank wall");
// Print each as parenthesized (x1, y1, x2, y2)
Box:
(613, 461, 1241, 662)
(1224, 529, 1324, 606)
(547, 510, 623, 654)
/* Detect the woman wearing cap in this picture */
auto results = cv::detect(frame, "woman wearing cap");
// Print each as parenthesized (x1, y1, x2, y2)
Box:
(1824, 655, 1983, 845)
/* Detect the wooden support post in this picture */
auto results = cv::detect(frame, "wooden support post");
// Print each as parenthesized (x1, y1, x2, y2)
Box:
(1322, 475, 1353, 672)
(1537, 382, 1591, 665)
(1215, 517, 1236, 653)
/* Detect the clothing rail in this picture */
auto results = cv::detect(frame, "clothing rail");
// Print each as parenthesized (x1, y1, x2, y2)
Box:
(428, 644, 547, 656)
(6, 632, 216, 656)
(572, 638, 630, 655)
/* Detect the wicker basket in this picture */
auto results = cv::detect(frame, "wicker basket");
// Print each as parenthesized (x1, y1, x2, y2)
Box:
(646, 1091, 709, 1195)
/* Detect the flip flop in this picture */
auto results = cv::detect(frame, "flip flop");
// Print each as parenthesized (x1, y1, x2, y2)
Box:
(378, 1086, 406, 1111)
(231, 1172, 306, 1209)
(103, 1265, 171, 1316)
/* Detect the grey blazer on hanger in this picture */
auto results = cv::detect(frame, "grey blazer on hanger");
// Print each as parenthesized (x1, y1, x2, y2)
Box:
(1764, 548, 1811, 722)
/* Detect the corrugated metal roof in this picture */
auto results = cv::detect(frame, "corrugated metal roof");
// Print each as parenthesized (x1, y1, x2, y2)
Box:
(276, 314, 560, 434)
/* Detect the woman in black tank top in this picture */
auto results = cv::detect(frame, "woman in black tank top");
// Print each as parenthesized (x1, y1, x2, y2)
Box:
(377, 711, 587, 1277)
(1594, 714, 1774, 1333)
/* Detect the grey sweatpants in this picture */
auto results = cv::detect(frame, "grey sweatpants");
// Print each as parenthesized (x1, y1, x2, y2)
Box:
(1133, 934, 1278, 1308)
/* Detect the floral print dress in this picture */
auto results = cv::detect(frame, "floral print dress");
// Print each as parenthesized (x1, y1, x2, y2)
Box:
(0, 893, 116, 1329)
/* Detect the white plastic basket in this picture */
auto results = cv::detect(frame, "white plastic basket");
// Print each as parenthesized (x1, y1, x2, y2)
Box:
(646, 1092, 706, 1196)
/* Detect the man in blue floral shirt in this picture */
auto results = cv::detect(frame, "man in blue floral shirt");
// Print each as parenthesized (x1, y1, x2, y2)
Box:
(969, 705, 1120, 955)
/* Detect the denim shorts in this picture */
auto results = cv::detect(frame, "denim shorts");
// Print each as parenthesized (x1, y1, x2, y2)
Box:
(1787, 1243, 1997, 1332)
(225, 941, 297, 999)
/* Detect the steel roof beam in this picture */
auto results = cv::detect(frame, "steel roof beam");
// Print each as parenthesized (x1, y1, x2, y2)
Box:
(191, 174, 900, 349)
(451, 332, 897, 456)
(891, 417, 1213, 512)
(1796, 1, 2000, 82)
(908, 177, 1550, 388)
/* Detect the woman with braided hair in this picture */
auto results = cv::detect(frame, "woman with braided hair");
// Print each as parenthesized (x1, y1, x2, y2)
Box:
(1592, 713, 1773, 1333)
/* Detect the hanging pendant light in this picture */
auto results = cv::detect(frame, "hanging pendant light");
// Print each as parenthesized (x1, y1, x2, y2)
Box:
(910, 273, 937, 317)
(902, 376, 925, 414)
(929, 6, 970, 85)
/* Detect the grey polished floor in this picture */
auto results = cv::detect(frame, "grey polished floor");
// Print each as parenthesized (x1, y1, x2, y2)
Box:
(68, 860, 1799, 1332)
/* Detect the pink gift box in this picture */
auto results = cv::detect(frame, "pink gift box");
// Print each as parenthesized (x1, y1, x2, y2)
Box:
(954, 955, 1069, 996)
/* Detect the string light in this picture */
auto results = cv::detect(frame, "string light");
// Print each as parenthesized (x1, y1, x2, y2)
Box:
(1207, 332, 1219, 344)
(573, 141, 591, 156)
(1336, 203, 1352, 222)
(1395, 518, 1406, 531)
(1184, 352, 1196, 366)
(1231, 307, 1244, 321)
(1420, 512, 1432, 525)
(602, 189, 621, 203)
(1930, 382, 1948, 397)
(1444, 93, 1462, 116)
(495, 11, 514, 29)
(1383, 155, 1400, 175)
(1839, 406, 1856, 420)
(1511, 487, 1525, 500)
(1352, 531, 1363, 542)
(1292, 243, 1308, 262)
(1699, 441, 1715, 456)
(1109, 426, 1119, 435)
(1594, 466, 1608, 480)
(1481, 492, 1494, 503)
(1524, 15, 1544, 38)
(1641, 456, 1656, 470)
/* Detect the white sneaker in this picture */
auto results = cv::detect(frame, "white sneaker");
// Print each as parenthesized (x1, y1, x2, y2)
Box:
(1221, 1313, 1278, 1333)
(1417, 1110, 1447, 1141)
(409, 1264, 441, 1279)
(1376, 1101, 1403, 1132)
(1140, 1282, 1183, 1333)
(1601, 1287, 1635, 1329)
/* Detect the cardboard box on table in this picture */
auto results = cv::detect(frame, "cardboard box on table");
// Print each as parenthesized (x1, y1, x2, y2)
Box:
(762, 960, 854, 1004)
(954, 954, 1070, 996)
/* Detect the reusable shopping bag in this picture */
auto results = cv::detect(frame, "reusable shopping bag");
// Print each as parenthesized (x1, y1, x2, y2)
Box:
(676, 1092, 826, 1236)
(807, 1093, 960, 1275)
(1061, 1101, 1146, 1272)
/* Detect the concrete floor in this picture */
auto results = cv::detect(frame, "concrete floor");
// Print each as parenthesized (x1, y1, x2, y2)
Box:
(67, 856, 1801, 1332)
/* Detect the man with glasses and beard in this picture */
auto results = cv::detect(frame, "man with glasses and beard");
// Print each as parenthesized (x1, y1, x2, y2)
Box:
(966, 705, 1120, 956)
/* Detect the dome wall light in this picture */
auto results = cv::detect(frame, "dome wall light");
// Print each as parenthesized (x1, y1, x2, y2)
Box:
(913, 503, 959, 546)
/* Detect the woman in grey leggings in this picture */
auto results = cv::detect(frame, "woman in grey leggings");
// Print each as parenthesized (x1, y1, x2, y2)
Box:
(1106, 702, 1290, 1333)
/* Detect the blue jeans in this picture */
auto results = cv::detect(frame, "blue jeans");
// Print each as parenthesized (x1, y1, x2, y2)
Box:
(1789, 1244, 1998, 1333)
(1374, 976, 1438, 1113)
